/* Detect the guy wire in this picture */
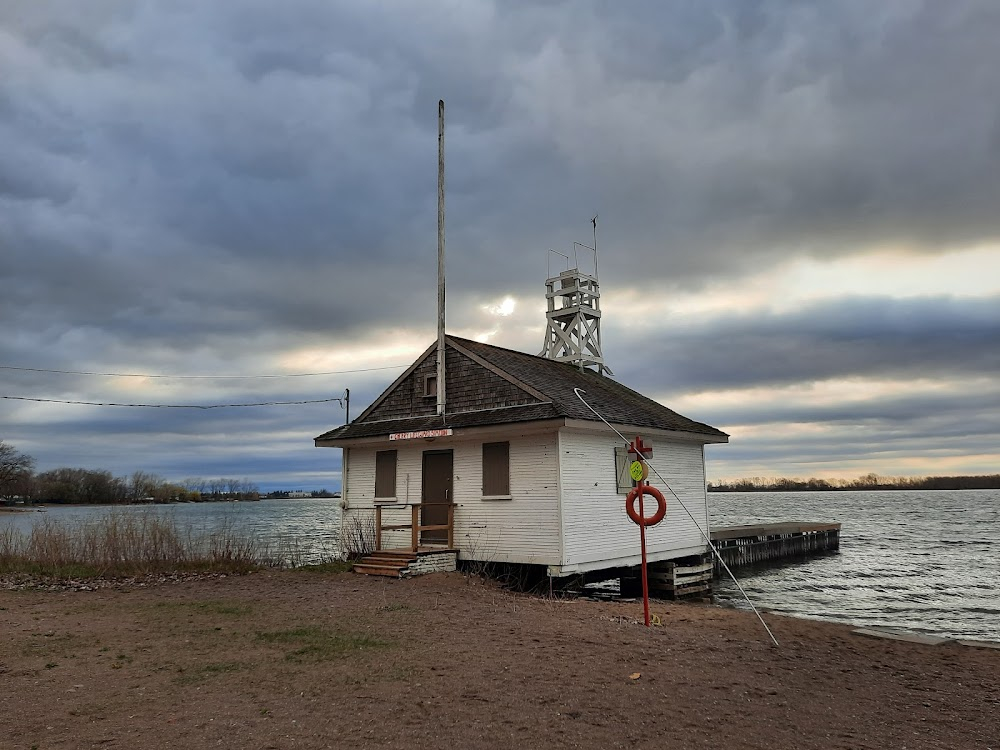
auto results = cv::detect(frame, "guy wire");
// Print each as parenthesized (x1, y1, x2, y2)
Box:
(573, 387, 779, 647)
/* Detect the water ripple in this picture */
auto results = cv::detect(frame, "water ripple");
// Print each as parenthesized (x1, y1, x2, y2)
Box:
(711, 489, 1000, 641)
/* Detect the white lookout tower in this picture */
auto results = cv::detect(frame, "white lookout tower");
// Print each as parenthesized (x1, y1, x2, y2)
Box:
(539, 236, 613, 376)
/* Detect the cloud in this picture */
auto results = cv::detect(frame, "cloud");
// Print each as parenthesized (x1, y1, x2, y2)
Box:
(2, 1, 1000, 486)
(612, 295, 1000, 394)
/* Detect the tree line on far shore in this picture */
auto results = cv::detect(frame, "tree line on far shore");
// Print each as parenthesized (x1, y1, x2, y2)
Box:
(1, 440, 259, 504)
(708, 473, 1000, 492)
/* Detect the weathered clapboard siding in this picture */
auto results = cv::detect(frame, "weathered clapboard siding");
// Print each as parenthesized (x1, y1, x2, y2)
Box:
(451, 431, 561, 565)
(557, 429, 710, 574)
(342, 430, 562, 564)
(342, 446, 426, 551)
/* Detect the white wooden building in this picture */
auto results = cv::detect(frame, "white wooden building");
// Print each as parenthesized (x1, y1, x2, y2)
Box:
(315, 335, 728, 578)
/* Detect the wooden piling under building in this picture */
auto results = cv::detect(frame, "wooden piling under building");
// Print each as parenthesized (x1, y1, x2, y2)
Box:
(606, 522, 841, 601)
(709, 522, 841, 576)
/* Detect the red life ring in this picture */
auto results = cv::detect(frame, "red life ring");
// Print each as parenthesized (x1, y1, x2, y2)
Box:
(626, 485, 667, 526)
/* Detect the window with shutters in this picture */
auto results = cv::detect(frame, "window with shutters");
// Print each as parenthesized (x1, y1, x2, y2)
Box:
(614, 446, 634, 495)
(482, 441, 510, 498)
(374, 450, 397, 500)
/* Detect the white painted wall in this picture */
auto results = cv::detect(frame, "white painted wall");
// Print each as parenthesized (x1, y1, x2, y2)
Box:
(557, 428, 710, 574)
(342, 428, 563, 565)
(342, 425, 712, 573)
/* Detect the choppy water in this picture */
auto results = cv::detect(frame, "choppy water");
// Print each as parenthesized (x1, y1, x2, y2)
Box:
(1, 498, 342, 566)
(709, 489, 1000, 641)
(5, 490, 998, 640)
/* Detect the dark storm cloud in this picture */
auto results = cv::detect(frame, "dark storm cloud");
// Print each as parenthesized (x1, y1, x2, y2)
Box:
(614, 295, 1000, 395)
(708, 410, 1000, 467)
(5, 1, 1000, 325)
(3, 1, 1000, 484)
(689, 389, 1000, 437)
(6, 394, 349, 490)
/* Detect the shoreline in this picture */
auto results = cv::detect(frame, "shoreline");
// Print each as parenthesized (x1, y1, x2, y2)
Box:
(2, 570, 997, 748)
(5, 566, 999, 650)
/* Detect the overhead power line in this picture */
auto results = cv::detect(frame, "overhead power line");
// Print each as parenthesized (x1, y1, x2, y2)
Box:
(0, 363, 407, 379)
(2, 395, 345, 409)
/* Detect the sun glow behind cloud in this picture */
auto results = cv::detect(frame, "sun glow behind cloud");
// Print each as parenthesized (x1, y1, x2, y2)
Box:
(604, 244, 1000, 324)
(669, 375, 978, 413)
(486, 296, 517, 317)
(682, 373, 1000, 479)
(278, 334, 428, 372)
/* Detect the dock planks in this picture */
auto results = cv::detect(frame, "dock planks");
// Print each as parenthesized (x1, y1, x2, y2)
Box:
(709, 522, 841, 576)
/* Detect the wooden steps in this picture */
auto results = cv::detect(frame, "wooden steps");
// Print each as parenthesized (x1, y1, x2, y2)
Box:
(352, 548, 458, 578)
(353, 551, 417, 578)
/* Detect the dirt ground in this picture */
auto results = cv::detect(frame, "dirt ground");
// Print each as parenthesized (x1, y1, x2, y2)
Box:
(1, 570, 997, 750)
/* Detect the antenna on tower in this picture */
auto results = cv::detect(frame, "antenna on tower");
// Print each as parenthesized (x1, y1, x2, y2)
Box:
(539, 218, 613, 376)
(592, 214, 598, 277)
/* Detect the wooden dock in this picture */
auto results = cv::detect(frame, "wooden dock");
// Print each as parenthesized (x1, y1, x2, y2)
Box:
(709, 522, 841, 576)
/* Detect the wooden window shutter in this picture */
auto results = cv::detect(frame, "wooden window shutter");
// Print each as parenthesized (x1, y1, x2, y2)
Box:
(375, 450, 397, 498)
(615, 446, 633, 495)
(482, 442, 510, 496)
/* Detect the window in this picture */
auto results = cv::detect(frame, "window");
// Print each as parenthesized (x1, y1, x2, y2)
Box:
(614, 446, 634, 495)
(375, 450, 397, 499)
(422, 374, 437, 398)
(482, 441, 510, 497)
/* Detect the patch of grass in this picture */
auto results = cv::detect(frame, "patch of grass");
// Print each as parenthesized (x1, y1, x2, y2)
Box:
(256, 625, 390, 663)
(152, 600, 252, 617)
(290, 560, 353, 574)
(6, 562, 106, 578)
(22, 631, 92, 659)
(174, 661, 253, 685)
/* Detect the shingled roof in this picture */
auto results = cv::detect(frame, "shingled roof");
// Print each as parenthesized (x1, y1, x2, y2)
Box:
(314, 336, 727, 443)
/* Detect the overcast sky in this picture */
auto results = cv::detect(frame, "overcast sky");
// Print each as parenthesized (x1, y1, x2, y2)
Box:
(2, 0, 999, 491)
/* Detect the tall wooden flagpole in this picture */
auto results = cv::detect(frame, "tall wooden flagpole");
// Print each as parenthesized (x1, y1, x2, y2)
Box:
(436, 99, 446, 418)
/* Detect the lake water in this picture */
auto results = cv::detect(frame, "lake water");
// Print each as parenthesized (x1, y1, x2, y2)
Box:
(709, 489, 1000, 642)
(4, 489, 998, 641)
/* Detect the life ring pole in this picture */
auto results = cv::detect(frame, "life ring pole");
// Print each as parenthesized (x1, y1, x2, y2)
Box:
(637, 475, 650, 627)
(573, 387, 780, 647)
(627, 436, 655, 627)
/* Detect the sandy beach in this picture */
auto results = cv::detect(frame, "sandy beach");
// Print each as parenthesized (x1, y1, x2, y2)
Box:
(2, 570, 997, 749)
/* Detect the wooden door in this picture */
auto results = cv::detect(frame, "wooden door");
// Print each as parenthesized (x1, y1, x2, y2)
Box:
(421, 450, 453, 544)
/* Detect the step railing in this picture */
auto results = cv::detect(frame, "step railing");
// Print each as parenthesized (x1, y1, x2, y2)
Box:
(374, 503, 455, 552)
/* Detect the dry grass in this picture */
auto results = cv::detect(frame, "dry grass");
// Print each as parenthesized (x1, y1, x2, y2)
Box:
(0, 512, 285, 577)
(339, 510, 376, 559)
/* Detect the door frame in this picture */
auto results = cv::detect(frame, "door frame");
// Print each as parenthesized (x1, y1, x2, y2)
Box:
(420, 449, 453, 545)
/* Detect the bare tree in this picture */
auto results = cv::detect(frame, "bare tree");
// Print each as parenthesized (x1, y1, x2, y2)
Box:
(0, 441, 35, 502)
(129, 470, 163, 503)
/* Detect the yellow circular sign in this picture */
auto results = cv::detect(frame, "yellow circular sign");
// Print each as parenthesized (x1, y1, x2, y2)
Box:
(629, 461, 645, 481)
